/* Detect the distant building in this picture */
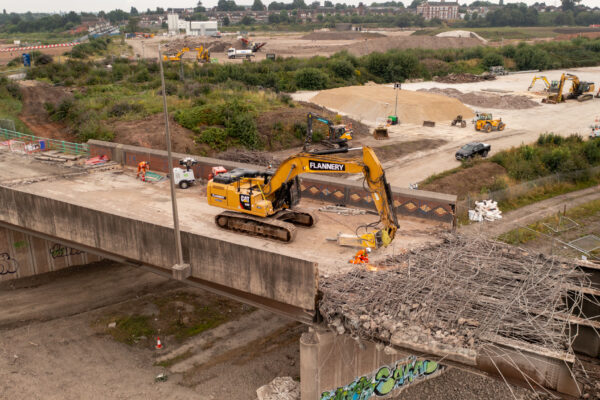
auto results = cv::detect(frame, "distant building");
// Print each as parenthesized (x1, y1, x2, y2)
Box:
(416, 0, 459, 20)
(167, 13, 218, 36)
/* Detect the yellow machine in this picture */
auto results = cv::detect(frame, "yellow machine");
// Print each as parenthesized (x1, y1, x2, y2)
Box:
(207, 146, 399, 249)
(544, 73, 596, 103)
(528, 76, 559, 92)
(303, 112, 353, 151)
(474, 112, 505, 132)
(195, 46, 211, 63)
(163, 47, 190, 61)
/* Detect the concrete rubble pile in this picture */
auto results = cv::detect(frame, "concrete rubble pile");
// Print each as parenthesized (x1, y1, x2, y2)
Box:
(419, 88, 540, 110)
(434, 73, 496, 84)
(469, 199, 502, 222)
(319, 234, 589, 356)
(256, 376, 300, 400)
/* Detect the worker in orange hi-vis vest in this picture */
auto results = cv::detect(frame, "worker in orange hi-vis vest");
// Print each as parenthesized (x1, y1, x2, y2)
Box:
(137, 161, 150, 181)
(349, 247, 371, 264)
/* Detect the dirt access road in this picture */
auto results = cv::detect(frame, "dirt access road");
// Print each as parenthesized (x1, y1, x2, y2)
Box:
(299, 66, 600, 188)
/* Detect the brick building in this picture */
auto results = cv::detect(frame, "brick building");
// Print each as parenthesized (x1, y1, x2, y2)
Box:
(416, 0, 459, 20)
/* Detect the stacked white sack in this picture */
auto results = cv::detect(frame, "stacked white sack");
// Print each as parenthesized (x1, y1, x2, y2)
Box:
(469, 199, 502, 222)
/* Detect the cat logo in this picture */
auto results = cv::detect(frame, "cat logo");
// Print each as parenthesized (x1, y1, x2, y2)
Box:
(239, 194, 252, 210)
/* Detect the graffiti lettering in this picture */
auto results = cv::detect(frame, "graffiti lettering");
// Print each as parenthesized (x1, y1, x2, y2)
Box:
(0, 252, 19, 275)
(49, 244, 83, 259)
(320, 356, 442, 400)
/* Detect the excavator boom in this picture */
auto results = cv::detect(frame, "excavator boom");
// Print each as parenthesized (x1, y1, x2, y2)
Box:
(207, 146, 399, 248)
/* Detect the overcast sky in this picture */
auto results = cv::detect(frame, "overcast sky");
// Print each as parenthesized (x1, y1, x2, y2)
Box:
(3, 0, 600, 14)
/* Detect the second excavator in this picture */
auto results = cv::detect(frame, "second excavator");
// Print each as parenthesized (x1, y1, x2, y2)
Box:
(206, 146, 398, 249)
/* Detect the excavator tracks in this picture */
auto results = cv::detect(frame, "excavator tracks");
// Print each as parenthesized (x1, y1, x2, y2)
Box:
(273, 207, 318, 227)
(215, 211, 298, 243)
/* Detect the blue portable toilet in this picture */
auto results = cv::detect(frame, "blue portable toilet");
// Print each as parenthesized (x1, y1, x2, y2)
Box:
(22, 53, 31, 67)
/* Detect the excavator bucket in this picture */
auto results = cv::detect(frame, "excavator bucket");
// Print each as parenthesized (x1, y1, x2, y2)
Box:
(373, 127, 389, 140)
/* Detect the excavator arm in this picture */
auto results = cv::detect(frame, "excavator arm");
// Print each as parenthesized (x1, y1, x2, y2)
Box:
(262, 147, 399, 248)
(528, 76, 550, 91)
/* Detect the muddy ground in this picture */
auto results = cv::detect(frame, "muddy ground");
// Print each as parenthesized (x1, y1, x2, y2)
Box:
(0, 260, 537, 400)
(18, 80, 76, 141)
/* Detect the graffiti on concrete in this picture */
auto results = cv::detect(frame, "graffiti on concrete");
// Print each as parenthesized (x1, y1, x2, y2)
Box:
(0, 252, 19, 275)
(320, 356, 443, 400)
(50, 243, 83, 259)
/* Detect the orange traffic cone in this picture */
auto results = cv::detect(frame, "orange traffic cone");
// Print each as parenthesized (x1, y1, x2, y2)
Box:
(155, 337, 163, 350)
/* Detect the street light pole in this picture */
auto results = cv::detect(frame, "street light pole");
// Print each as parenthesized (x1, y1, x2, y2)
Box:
(158, 44, 184, 267)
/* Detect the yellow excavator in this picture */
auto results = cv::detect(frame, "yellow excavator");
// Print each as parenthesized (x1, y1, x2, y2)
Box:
(163, 47, 190, 61)
(544, 73, 596, 103)
(195, 46, 211, 63)
(527, 76, 559, 92)
(207, 146, 399, 249)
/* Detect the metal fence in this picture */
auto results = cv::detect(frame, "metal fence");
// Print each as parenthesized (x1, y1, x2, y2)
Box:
(457, 166, 600, 217)
(0, 128, 89, 157)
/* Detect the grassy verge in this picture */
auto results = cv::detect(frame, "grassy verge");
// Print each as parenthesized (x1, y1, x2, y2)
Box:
(0, 32, 80, 45)
(412, 26, 571, 40)
(0, 77, 30, 133)
(498, 199, 600, 245)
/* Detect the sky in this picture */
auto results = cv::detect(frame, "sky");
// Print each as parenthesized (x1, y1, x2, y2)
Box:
(3, 0, 600, 14)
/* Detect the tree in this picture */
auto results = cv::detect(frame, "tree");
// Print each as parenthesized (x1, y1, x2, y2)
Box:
(252, 0, 265, 10)
(240, 15, 256, 24)
(125, 17, 140, 33)
(98, 10, 106, 19)
(223, 16, 231, 25)
(3, 9, 6, 14)
(311, 1, 321, 8)
(195, 1, 206, 12)
(408, 0, 423, 8)
(217, 0, 242, 11)
(324, 0, 333, 6)
(130, 7, 139, 15)
(561, 0, 580, 12)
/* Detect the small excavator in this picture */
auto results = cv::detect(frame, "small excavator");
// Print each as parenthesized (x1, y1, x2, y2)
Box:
(527, 76, 559, 92)
(195, 46, 211, 63)
(207, 146, 399, 249)
(303, 112, 353, 151)
(163, 47, 190, 61)
(543, 73, 596, 103)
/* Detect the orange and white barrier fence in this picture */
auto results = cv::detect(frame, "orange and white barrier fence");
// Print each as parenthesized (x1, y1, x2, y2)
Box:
(0, 42, 80, 53)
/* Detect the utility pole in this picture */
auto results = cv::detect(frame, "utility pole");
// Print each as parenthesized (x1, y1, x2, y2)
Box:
(157, 45, 187, 277)
(394, 82, 401, 120)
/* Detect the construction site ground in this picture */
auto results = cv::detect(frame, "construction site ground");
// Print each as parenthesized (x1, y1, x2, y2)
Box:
(0, 259, 534, 400)
(293, 66, 600, 189)
(126, 29, 484, 63)
(0, 150, 444, 276)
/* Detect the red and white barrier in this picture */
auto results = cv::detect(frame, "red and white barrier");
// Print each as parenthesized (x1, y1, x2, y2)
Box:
(0, 42, 80, 53)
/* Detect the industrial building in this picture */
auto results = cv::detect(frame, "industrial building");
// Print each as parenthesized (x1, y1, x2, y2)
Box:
(167, 14, 218, 36)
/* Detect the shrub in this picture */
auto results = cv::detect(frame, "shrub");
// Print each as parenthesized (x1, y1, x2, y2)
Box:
(481, 52, 504, 69)
(108, 102, 145, 117)
(328, 59, 354, 79)
(225, 113, 261, 149)
(294, 68, 328, 90)
(196, 127, 228, 151)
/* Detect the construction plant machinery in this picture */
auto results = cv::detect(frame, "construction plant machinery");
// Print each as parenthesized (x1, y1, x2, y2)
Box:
(207, 146, 399, 249)
(163, 47, 190, 61)
(303, 112, 353, 151)
(474, 112, 506, 132)
(528, 76, 560, 92)
(543, 73, 596, 103)
(194, 46, 211, 63)
(239, 36, 267, 52)
(451, 115, 467, 128)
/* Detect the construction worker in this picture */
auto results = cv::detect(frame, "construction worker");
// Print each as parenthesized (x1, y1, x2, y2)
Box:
(349, 247, 371, 264)
(137, 161, 150, 181)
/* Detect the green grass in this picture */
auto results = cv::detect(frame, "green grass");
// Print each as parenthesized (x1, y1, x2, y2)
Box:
(498, 198, 600, 245)
(107, 315, 156, 345)
(0, 32, 80, 45)
(0, 93, 30, 133)
(498, 178, 600, 213)
(412, 26, 567, 41)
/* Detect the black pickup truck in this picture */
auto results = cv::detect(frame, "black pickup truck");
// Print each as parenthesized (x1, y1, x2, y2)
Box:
(455, 142, 491, 160)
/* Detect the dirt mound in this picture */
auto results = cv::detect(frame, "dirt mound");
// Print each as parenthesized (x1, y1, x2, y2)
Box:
(434, 73, 495, 84)
(308, 85, 474, 125)
(163, 38, 235, 54)
(420, 162, 507, 199)
(109, 114, 197, 154)
(419, 88, 540, 110)
(215, 149, 275, 167)
(344, 36, 482, 57)
(18, 81, 76, 141)
(301, 31, 384, 40)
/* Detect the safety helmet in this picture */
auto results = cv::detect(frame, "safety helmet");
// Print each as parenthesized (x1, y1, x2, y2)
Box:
(366, 247, 371, 253)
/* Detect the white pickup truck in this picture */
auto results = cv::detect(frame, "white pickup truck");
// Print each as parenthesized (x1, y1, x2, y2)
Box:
(227, 48, 255, 60)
